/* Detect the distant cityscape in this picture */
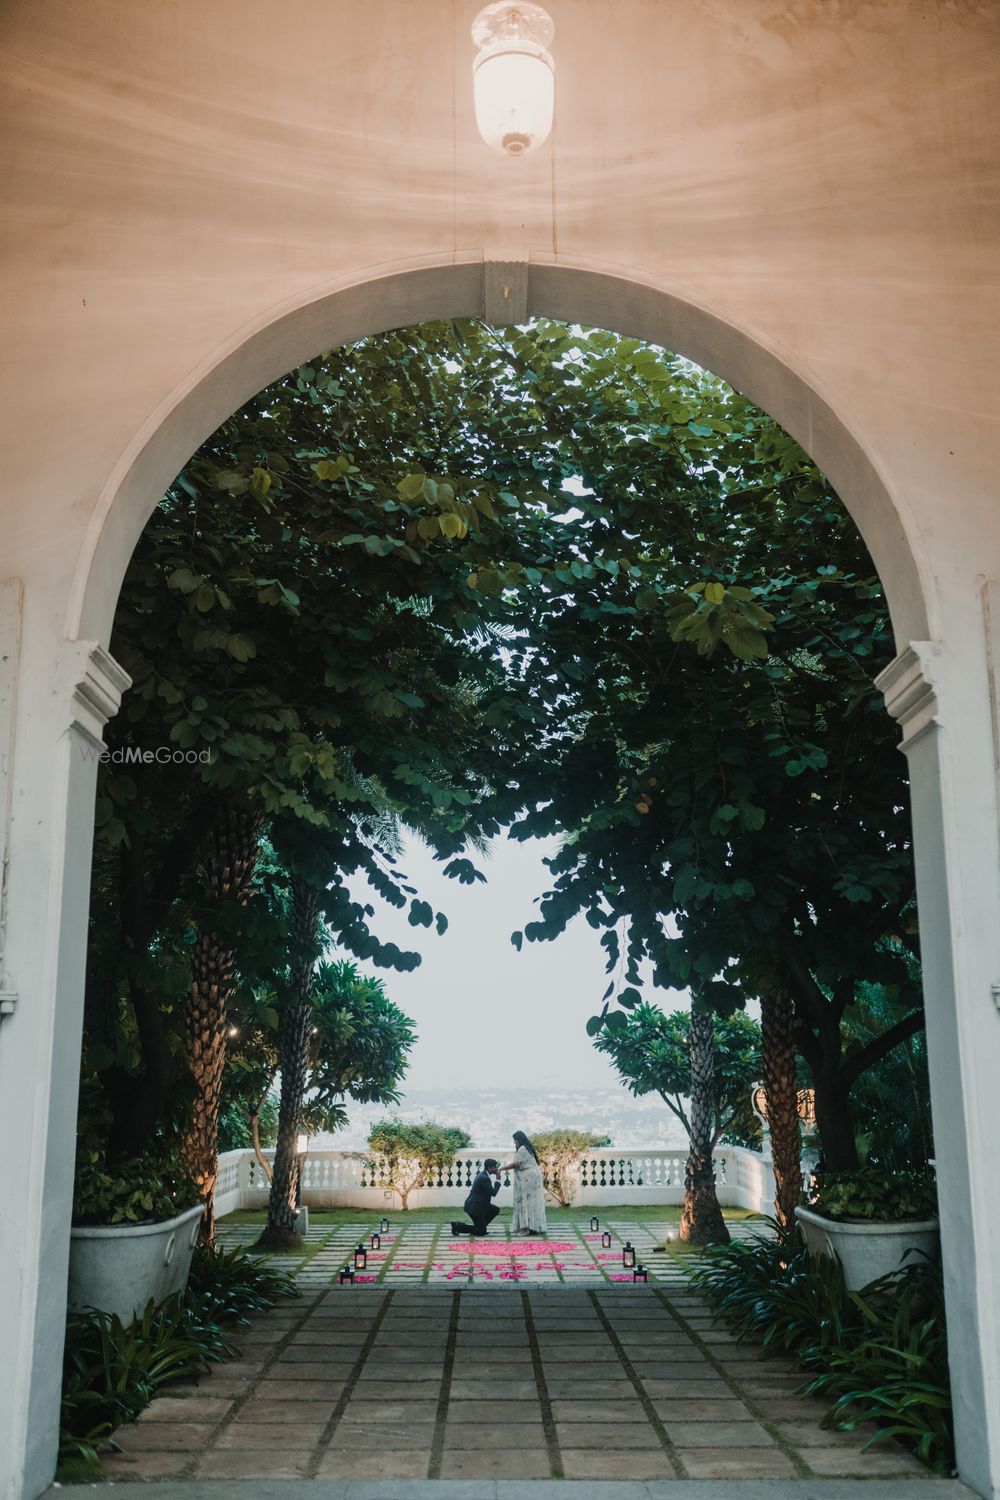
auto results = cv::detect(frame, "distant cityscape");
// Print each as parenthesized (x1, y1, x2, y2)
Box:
(313, 1087, 689, 1151)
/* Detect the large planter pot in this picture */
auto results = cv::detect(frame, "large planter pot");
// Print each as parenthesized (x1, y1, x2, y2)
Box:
(68, 1204, 203, 1321)
(795, 1204, 939, 1290)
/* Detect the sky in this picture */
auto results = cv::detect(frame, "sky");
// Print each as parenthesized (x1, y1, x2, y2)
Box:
(346, 831, 692, 1092)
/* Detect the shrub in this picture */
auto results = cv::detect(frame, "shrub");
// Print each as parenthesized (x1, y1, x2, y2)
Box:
(366, 1119, 471, 1209)
(809, 1166, 937, 1223)
(687, 1229, 952, 1471)
(187, 1243, 298, 1324)
(59, 1241, 299, 1475)
(72, 1139, 198, 1227)
(60, 1295, 233, 1473)
(532, 1129, 611, 1206)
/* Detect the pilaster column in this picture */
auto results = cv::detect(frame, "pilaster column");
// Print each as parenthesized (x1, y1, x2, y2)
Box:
(877, 639, 1000, 1500)
(0, 627, 129, 1500)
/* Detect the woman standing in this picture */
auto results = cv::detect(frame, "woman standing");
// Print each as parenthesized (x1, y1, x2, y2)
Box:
(499, 1131, 547, 1235)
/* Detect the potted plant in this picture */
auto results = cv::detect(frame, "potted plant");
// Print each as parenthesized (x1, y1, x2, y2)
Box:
(795, 1166, 938, 1289)
(69, 1140, 202, 1322)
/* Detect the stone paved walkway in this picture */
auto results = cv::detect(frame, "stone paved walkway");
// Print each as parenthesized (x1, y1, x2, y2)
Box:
(99, 1282, 932, 1484)
(214, 1211, 760, 1288)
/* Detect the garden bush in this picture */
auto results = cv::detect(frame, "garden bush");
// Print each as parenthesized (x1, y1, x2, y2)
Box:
(59, 1244, 298, 1477)
(809, 1165, 937, 1222)
(687, 1229, 952, 1471)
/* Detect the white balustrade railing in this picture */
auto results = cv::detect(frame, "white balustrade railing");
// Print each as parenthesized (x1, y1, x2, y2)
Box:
(216, 1144, 776, 1216)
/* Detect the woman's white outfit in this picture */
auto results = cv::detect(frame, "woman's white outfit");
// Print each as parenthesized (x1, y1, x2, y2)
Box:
(510, 1144, 547, 1234)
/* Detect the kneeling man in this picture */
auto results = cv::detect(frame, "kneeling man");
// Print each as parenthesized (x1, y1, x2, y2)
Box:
(451, 1158, 501, 1237)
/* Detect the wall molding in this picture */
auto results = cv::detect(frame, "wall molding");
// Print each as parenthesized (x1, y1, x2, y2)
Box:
(875, 641, 941, 751)
(65, 642, 131, 750)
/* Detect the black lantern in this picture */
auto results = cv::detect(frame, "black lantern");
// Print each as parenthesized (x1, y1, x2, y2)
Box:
(633, 1263, 648, 1283)
(622, 1240, 636, 1268)
(339, 1264, 355, 1284)
(590, 1215, 599, 1232)
(380, 1216, 390, 1233)
(601, 1230, 612, 1249)
(354, 1243, 367, 1270)
(370, 1230, 381, 1250)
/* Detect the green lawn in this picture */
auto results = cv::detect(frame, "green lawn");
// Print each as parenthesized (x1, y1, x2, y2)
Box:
(222, 1203, 764, 1227)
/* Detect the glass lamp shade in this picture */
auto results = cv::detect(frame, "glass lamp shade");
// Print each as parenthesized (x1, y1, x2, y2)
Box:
(354, 1244, 367, 1270)
(471, 3, 555, 157)
(370, 1231, 381, 1249)
(380, 1216, 390, 1233)
(622, 1241, 636, 1268)
(601, 1230, 612, 1249)
(590, 1216, 599, 1232)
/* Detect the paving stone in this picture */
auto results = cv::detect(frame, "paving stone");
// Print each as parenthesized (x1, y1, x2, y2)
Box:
(439, 1449, 553, 1478)
(449, 1379, 539, 1400)
(661, 1420, 775, 1448)
(100, 1451, 191, 1478)
(112, 1422, 216, 1452)
(278, 1346, 358, 1366)
(804, 1446, 925, 1475)
(444, 1421, 547, 1449)
(554, 1421, 660, 1449)
(256, 1378, 348, 1400)
(748, 1396, 832, 1418)
(650, 1398, 753, 1420)
(232, 1399, 335, 1423)
(674, 1448, 798, 1478)
(550, 1399, 643, 1422)
(539, 1346, 620, 1363)
(353, 1379, 442, 1400)
(447, 1400, 543, 1422)
(332, 1421, 436, 1449)
(774, 1419, 887, 1447)
(198, 1449, 314, 1478)
(214, 1420, 328, 1449)
(363, 1348, 447, 1365)
(560, 1449, 677, 1479)
(138, 1395, 234, 1422)
(315, 1448, 431, 1477)
(545, 1377, 636, 1400)
(339, 1399, 439, 1424)
(295, 1329, 370, 1345)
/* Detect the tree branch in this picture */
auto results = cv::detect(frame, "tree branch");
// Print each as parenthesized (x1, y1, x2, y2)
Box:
(841, 1008, 925, 1087)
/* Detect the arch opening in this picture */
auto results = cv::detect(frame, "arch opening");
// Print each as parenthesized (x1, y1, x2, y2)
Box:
(72, 258, 933, 651)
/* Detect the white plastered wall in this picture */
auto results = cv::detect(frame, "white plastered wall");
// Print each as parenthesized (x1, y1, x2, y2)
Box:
(0, 2, 998, 1496)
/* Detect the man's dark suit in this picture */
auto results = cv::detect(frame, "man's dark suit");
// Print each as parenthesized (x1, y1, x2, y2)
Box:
(452, 1168, 500, 1236)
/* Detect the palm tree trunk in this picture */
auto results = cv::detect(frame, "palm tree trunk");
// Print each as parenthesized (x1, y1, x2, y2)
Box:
(680, 1010, 730, 1246)
(256, 879, 321, 1250)
(760, 988, 802, 1235)
(182, 806, 261, 1243)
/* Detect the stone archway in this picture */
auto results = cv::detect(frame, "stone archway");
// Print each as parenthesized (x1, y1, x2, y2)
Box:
(2, 257, 998, 1500)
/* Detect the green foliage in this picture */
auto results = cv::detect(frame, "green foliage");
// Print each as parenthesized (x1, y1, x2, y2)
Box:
(59, 1246, 297, 1474)
(59, 1295, 233, 1472)
(595, 1004, 761, 1151)
(800, 1260, 953, 1469)
(688, 1233, 952, 1471)
(368, 1118, 471, 1164)
(72, 1138, 197, 1226)
(186, 1243, 299, 1324)
(218, 1092, 278, 1152)
(809, 1167, 938, 1223)
(845, 980, 933, 1169)
(82, 314, 921, 1182)
(531, 1129, 611, 1206)
(221, 955, 416, 1147)
(367, 1118, 472, 1207)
